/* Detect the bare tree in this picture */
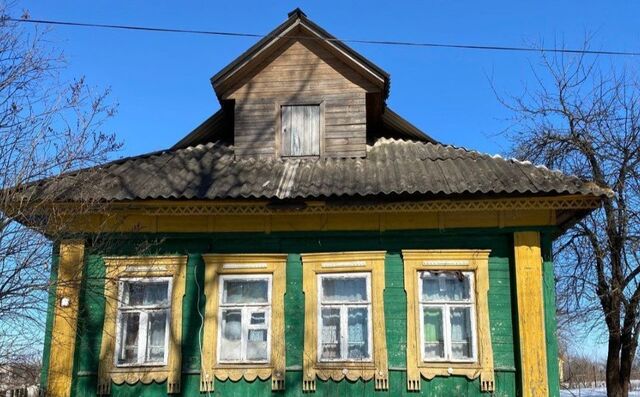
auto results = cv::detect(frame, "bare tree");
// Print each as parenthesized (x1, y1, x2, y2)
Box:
(0, 1, 120, 372)
(500, 44, 640, 397)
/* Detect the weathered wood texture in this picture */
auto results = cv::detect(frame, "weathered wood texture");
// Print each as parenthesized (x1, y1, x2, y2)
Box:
(46, 240, 84, 397)
(281, 105, 320, 156)
(228, 39, 376, 157)
(514, 231, 550, 397)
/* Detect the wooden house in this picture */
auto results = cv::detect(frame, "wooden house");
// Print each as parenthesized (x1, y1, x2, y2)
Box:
(26, 9, 611, 397)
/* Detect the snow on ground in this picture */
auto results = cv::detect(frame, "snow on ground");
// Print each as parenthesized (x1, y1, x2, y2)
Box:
(561, 388, 640, 397)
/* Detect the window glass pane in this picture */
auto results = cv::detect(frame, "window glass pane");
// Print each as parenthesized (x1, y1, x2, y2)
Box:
(450, 307, 473, 359)
(223, 279, 268, 304)
(423, 308, 444, 359)
(422, 272, 470, 301)
(118, 312, 139, 364)
(347, 308, 369, 359)
(320, 308, 341, 359)
(246, 329, 268, 361)
(146, 311, 167, 362)
(123, 281, 169, 306)
(321, 277, 367, 302)
(220, 310, 242, 361)
(250, 311, 266, 325)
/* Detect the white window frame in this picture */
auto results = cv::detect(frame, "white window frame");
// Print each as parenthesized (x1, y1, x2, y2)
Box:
(317, 272, 373, 363)
(114, 277, 172, 367)
(418, 271, 478, 363)
(216, 274, 273, 364)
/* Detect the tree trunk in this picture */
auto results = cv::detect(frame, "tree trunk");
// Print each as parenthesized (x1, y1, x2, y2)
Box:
(606, 336, 624, 397)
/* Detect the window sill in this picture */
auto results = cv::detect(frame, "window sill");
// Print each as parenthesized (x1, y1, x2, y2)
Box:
(113, 363, 168, 369)
(315, 361, 375, 368)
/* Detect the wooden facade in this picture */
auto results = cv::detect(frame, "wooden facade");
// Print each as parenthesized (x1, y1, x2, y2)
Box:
(26, 9, 610, 397)
(226, 36, 378, 158)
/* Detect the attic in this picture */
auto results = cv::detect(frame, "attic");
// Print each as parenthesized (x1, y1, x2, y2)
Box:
(173, 8, 434, 157)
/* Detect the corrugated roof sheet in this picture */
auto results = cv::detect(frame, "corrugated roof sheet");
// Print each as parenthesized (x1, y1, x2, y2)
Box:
(41, 138, 611, 201)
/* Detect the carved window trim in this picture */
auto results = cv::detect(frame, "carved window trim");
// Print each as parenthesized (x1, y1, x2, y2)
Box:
(402, 250, 495, 393)
(301, 251, 388, 392)
(200, 254, 287, 392)
(97, 256, 187, 395)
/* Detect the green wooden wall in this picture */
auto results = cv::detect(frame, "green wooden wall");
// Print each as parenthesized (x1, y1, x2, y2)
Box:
(42, 228, 560, 396)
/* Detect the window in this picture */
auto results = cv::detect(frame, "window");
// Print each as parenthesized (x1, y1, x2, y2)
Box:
(201, 254, 287, 392)
(318, 273, 372, 361)
(218, 275, 272, 363)
(301, 252, 388, 392)
(419, 271, 476, 362)
(281, 105, 320, 156)
(402, 250, 495, 393)
(98, 256, 187, 395)
(116, 278, 172, 366)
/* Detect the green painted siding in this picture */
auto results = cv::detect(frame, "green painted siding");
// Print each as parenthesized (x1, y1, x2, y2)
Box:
(542, 233, 561, 397)
(62, 228, 555, 396)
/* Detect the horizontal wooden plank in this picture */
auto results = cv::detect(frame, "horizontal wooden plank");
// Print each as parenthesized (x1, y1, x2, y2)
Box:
(324, 131, 366, 140)
(234, 120, 275, 129)
(234, 147, 276, 155)
(325, 123, 367, 132)
(325, 105, 367, 114)
(234, 94, 365, 105)
(325, 115, 367, 125)
(232, 83, 366, 97)
(234, 134, 275, 143)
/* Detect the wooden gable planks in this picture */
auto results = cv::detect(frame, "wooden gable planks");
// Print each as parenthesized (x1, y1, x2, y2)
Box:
(230, 39, 370, 158)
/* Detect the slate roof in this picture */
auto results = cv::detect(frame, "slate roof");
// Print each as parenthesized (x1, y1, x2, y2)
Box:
(40, 138, 611, 202)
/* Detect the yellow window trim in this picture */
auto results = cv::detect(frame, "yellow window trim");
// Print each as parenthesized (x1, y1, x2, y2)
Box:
(200, 254, 287, 392)
(402, 250, 495, 392)
(97, 255, 187, 395)
(301, 251, 389, 392)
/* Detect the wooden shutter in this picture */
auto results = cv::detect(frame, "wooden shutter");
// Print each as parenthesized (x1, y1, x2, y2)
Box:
(281, 105, 320, 156)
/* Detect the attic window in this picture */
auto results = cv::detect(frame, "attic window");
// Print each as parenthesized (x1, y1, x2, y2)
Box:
(281, 105, 320, 156)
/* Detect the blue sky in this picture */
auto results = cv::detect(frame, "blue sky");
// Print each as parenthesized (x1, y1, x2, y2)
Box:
(16, 1, 639, 357)
(16, 1, 640, 158)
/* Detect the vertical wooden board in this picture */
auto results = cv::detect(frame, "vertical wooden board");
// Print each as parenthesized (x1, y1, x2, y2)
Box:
(48, 240, 84, 397)
(494, 371, 518, 397)
(306, 105, 320, 155)
(488, 258, 516, 370)
(73, 255, 106, 379)
(285, 254, 304, 367)
(384, 252, 407, 367)
(73, 375, 97, 397)
(281, 104, 291, 155)
(542, 234, 561, 397)
(283, 371, 301, 397)
(179, 374, 201, 396)
(514, 231, 549, 397)
(180, 255, 204, 373)
(388, 371, 405, 397)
